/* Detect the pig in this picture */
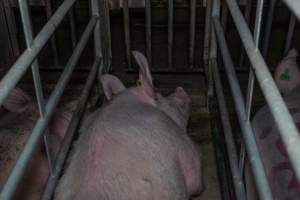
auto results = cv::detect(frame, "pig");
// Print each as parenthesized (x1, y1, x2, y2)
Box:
(0, 87, 74, 200)
(245, 49, 300, 200)
(54, 51, 202, 200)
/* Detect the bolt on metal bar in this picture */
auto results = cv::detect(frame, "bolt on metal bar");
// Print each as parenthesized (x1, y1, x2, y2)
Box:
(212, 17, 273, 200)
(238, 0, 253, 68)
(262, 0, 277, 59)
(0, 0, 77, 109)
(225, 0, 300, 187)
(0, 16, 97, 200)
(168, 0, 174, 69)
(41, 57, 102, 200)
(211, 58, 247, 200)
(145, 0, 152, 67)
(123, 0, 132, 69)
(18, 0, 46, 118)
(69, 5, 77, 49)
(189, 0, 196, 68)
(282, 0, 300, 21)
(246, 0, 264, 121)
(284, 14, 296, 55)
(45, 0, 60, 67)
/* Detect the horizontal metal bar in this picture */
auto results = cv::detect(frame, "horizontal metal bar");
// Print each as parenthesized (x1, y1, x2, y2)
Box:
(211, 58, 247, 200)
(212, 17, 273, 200)
(282, 0, 300, 21)
(225, 0, 300, 184)
(0, 16, 97, 200)
(0, 0, 76, 109)
(41, 57, 102, 200)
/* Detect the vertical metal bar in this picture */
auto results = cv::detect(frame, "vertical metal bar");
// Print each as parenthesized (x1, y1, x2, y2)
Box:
(45, 0, 60, 67)
(18, 0, 46, 118)
(123, 0, 132, 69)
(225, 0, 300, 186)
(221, 2, 229, 33)
(189, 0, 196, 68)
(0, 16, 97, 200)
(145, 0, 152, 67)
(41, 57, 102, 200)
(212, 58, 247, 200)
(168, 0, 174, 69)
(246, 0, 264, 120)
(69, 5, 77, 49)
(204, 0, 213, 96)
(91, 0, 102, 59)
(262, 0, 277, 59)
(212, 17, 273, 200)
(284, 14, 296, 55)
(238, 0, 253, 68)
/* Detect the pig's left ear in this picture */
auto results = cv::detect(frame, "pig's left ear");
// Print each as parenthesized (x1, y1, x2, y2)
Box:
(100, 74, 126, 100)
(132, 51, 155, 100)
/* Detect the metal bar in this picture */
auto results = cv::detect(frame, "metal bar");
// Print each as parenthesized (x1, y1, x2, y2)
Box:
(99, 0, 112, 72)
(69, 5, 77, 49)
(246, 0, 264, 120)
(212, 58, 247, 200)
(41, 57, 102, 200)
(168, 0, 174, 69)
(225, 0, 300, 183)
(45, 0, 60, 67)
(44, 132, 55, 175)
(91, 0, 102, 59)
(204, 0, 213, 96)
(213, 17, 273, 200)
(262, 0, 277, 59)
(0, 16, 97, 200)
(221, 2, 229, 33)
(18, 0, 46, 118)
(284, 14, 296, 55)
(123, 0, 132, 69)
(0, 0, 76, 108)
(212, 125, 234, 200)
(282, 0, 300, 21)
(189, 0, 196, 68)
(145, 0, 152, 67)
(238, 0, 253, 68)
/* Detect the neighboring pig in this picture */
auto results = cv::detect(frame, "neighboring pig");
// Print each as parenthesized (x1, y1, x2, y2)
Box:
(245, 49, 300, 200)
(54, 51, 202, 200)
(0, 88, 74, 200)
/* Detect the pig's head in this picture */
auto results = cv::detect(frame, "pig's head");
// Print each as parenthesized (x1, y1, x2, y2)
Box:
(274, 49, 300, 95)
(132, 51, 191, 130)
(3, 87, 37, 114)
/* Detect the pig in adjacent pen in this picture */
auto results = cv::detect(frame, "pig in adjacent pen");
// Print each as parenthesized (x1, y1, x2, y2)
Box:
(54, 51, 202, 200)
(0, 88, 75, 200)
(245, 49, 300, 200)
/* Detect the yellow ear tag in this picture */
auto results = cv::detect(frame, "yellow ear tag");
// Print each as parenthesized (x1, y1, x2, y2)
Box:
(137, 75, 144, 86)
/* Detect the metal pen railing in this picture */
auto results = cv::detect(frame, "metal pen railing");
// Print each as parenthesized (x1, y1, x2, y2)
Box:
(0, 0, 108, 199)
(210, 0, 300, 199)
(122, 0, 202, 72)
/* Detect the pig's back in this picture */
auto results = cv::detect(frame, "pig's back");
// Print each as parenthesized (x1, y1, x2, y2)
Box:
(55, 92, 188, 200)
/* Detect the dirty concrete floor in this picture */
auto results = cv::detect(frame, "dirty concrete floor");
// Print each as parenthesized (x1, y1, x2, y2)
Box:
(194, 142, 221, 200)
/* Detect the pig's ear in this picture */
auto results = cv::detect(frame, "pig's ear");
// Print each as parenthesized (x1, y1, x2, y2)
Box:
(274, 49, 300, 95)
(132, 51, 155, 100)
(100, 74, 126, 100)
(3, 87, 35, 113)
